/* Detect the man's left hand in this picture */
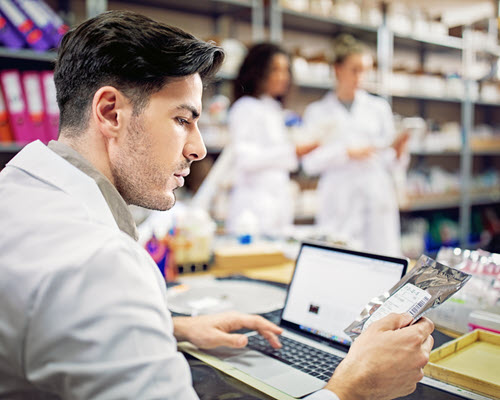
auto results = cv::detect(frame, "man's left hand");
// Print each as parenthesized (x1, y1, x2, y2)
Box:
(173, 311, 283, 349)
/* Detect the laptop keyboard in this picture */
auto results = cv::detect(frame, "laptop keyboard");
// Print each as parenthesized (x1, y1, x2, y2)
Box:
(247, 335, 343, 382)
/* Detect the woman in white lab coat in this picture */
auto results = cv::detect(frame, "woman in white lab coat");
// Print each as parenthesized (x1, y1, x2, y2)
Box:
(226, 43, 316, 236)
(302, 35, 408, 255)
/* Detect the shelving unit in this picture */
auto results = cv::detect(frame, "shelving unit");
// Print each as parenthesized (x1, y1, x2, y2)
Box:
(0, 47, 56, 168)
(1, 0, 498, 250)
(266, 1, 499, 249)
(114, 0, 265, 41)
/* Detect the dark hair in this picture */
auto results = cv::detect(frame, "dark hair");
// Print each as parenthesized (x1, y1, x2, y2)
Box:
(233, 42, 290, 103)
(332, 34, 368, 65)
(54, 10, 224, 135)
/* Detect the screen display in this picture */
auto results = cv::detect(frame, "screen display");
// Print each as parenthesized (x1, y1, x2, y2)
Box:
(281, 244, 406, 345)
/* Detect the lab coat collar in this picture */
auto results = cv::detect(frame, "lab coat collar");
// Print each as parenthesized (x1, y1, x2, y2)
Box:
(326, 89, 367, 114)
(7, 140, 120, 232)
(259, 94, 282, 110)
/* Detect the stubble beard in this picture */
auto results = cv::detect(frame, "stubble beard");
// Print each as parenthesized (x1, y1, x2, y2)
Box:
(111, 116, 175, 211)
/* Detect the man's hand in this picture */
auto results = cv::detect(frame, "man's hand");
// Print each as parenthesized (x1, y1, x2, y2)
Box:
(173, 311, 283, 349)
(325, 313, 434, 400)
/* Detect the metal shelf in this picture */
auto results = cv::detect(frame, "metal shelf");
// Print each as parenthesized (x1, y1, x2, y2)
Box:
(401, 191, 500, 212)
(278, 6, 463, 51)
(474, 100, 500, 106)
(392, 93, 463, 103)
(0, 47, 56, 63)
(116, 0, 253, 17)
(0, 143, 24, 153)
(410, 149, 500, 156)
(392, 33, 463, 51)
(279, 7, 377, 40)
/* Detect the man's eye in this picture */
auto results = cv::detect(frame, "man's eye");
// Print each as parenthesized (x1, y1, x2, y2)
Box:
(176, 117, 189, 126)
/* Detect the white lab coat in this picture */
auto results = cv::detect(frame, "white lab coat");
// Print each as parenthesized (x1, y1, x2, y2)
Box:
(302, 90, 402, 256)
(0, 141, 338, 400)
(0, 141, 197, 399)
(226, 95, 298, 235)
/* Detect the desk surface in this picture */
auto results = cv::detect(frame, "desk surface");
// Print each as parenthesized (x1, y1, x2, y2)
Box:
(181, 262, 475, 400)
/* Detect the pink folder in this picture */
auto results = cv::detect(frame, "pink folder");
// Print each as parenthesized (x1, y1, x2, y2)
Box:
(0, 69, 34, 144)
(21, 71, 47, 142)
(40, 71, 59, 141)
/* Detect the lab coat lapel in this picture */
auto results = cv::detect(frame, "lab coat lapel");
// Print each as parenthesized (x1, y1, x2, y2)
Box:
(8, 140, 120, 231)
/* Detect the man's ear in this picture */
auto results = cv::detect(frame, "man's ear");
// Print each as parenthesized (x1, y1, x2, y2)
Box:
(91, 86, 131, 140)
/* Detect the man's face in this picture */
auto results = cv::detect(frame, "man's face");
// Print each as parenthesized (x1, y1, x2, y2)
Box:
(110, 74, 206, 211)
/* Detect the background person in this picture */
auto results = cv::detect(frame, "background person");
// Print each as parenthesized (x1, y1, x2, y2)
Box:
(0, 11, 432, 399)
(302, 34, 409, 256)
(226, 43, 317, 236)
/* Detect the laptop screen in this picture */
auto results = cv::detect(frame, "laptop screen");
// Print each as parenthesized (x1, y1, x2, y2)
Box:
(281, 243, 408, 347)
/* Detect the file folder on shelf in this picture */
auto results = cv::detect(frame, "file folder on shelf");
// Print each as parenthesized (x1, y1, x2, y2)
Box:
(0, 0, 50, 50)
(31, 0, 67, 47)
(0, 12, 24, 48)
(14, 0, 64, 48)
(0, 85, 14, 142)
(0, 69, 33, 143)
(40, 71, 58, 141)
(21, 71, 47, 142)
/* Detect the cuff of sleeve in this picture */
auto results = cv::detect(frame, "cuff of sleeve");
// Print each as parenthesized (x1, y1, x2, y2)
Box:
(305, 389, 341, 400)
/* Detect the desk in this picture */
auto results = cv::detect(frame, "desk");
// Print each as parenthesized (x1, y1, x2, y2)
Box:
(180, 262, 479, 400)
(187, 353, 471, 400)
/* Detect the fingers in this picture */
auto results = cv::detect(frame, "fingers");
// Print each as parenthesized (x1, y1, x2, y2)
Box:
(259, 330, 282, 349)
(414, 317, 435, 337)
(238, 314, 283, 336)
(240, 314, 283, 348)
(210, 331, 248, 349)
(211, 312, 283, 349)
(369, 312, 413, 332)
(422, 334, 434, 354)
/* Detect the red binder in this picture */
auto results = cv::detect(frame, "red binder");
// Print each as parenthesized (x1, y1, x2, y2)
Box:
(0, 85, 14, 143)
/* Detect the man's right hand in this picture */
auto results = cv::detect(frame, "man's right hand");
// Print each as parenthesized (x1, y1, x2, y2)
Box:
(324, 313, 434, 400)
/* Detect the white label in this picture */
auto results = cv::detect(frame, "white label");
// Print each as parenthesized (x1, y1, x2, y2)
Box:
(19, 0, 50, 26)
(23, 74, 43, 113)
(42, 73, 58, 114)
(37, 0, 63, 25)
(0, 0, 26, 26)
(2, 72, 24, 113)
(363, 283, 431, 331)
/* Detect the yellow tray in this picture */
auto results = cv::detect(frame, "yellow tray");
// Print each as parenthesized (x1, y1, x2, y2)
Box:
(424, 329, 500, 398)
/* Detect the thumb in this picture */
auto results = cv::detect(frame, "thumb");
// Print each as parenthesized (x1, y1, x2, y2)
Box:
(211, 331, 248, 348)
(370, 312, 413, 332)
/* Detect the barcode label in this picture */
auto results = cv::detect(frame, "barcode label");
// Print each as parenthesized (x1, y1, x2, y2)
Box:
(408, 297, 429, 317)
(363, 283, 431, 331)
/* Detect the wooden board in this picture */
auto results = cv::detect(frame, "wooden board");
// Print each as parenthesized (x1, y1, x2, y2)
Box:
(424, 329, 500, 398)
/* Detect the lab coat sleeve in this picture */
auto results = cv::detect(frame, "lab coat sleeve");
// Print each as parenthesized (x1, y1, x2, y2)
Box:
(24, 235, 199, 400)
(229, 100, 298, 173)
(300, 102, 349, 176)
(300, 141, 350, 176)
(305, 389, 341, 400)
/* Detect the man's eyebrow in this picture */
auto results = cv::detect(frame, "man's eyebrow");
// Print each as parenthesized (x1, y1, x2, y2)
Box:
(177, 104, 200, 119)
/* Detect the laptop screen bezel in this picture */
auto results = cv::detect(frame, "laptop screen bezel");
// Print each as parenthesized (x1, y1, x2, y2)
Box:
(279, 241, 408, 351)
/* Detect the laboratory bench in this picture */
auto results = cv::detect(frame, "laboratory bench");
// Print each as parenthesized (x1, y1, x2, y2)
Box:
(174, 262, 493, 400)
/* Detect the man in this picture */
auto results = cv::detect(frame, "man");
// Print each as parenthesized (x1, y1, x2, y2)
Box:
(0, 10, 433, 399)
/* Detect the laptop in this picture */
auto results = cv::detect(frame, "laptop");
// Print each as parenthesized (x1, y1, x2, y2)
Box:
(204, 242, 408, 398)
